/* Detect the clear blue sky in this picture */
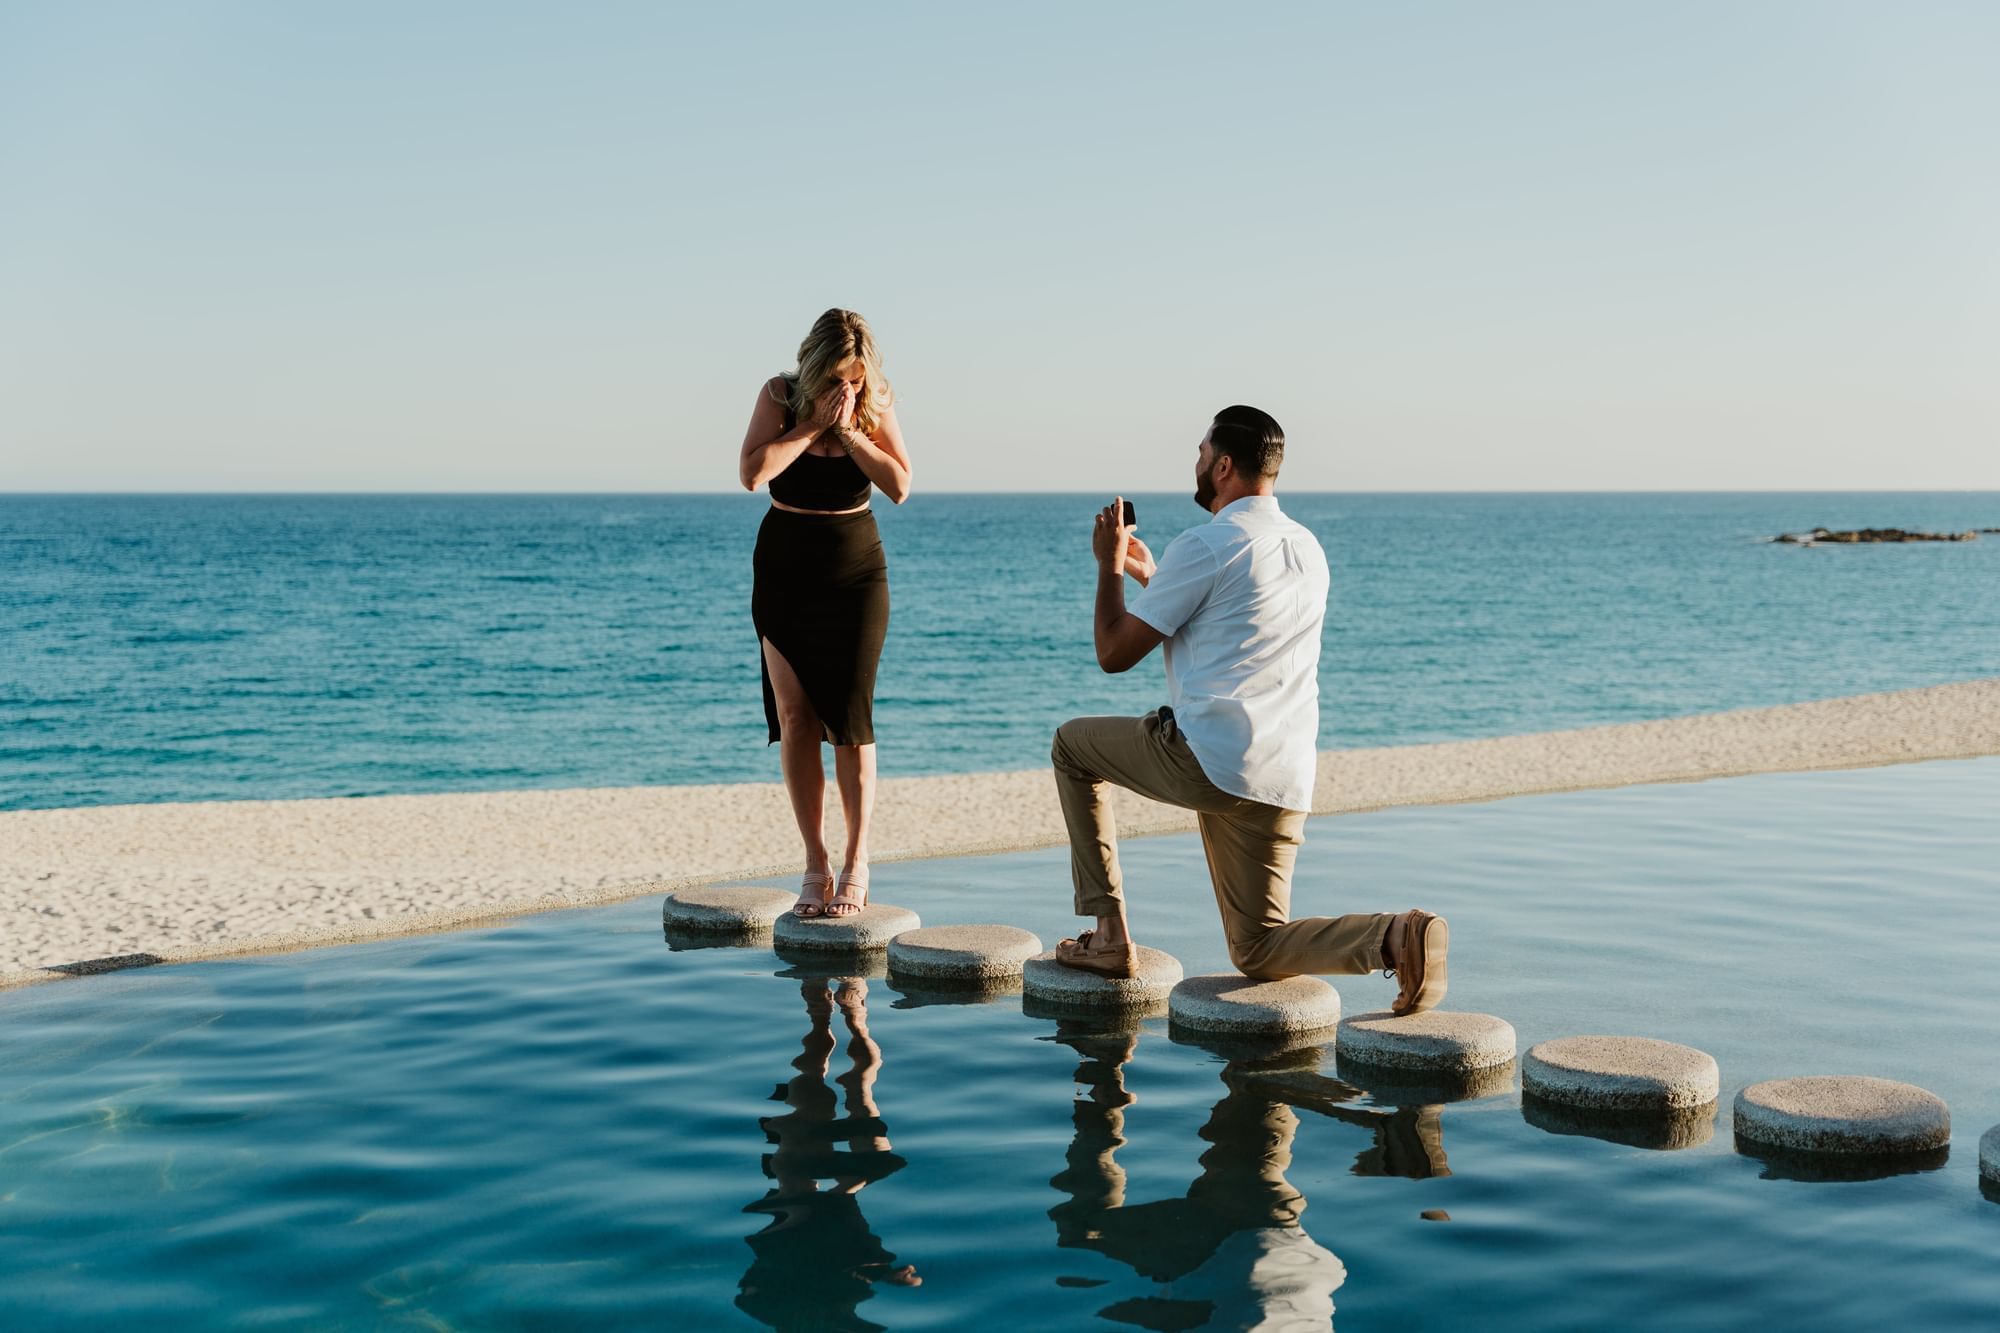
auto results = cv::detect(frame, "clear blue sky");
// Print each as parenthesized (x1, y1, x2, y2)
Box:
(2, 1, 1994, 491)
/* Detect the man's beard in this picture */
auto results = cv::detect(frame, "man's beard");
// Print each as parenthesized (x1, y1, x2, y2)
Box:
(1193, 460, 1220, 510)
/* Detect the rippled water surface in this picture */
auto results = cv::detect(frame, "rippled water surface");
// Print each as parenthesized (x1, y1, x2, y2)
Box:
(5, 492, 1999, 809)
(3, 758, 1999, 1329)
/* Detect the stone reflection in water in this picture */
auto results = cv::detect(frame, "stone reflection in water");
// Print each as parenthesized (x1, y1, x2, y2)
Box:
(1732, 1135, 1950, 1184)
(1044, 1027, 1460, 1330)
(736, 977, 920, 1331)
(1521, 1093, 1717, 1152)
(1228, 1048, 1453, 1181)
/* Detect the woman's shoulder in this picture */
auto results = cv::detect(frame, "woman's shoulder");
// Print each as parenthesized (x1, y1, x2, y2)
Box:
(763, 374, 793, 402)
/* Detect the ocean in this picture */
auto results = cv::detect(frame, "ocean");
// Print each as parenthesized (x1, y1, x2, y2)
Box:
(3, 492, 1997, 812)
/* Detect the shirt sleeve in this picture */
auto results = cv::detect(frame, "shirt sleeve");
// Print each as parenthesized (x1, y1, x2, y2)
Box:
(1128, 532, 1217, 637)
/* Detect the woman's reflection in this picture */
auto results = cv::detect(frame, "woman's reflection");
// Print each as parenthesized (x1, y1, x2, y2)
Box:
(737, 976, 920, 1331)
(1048, 1035, 1450, 1330)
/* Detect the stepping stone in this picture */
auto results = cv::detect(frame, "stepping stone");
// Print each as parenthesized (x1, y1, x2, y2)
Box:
(1522, 1036, 1719, 1112)
(1168, 974, 1341, 1038)
(1733, 1076, 1950, 1157)
(1021, 946, 1182, 1013)
(1982, 1125, 2000, 1190)
(887, 925, 1043, 984)
(661, 885, 798, 933)
(1336, 1010, 1516, 1075)
(771, 902, 921, 952)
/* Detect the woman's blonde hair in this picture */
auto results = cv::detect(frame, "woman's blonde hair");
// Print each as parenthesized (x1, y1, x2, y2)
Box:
(784, 308, 893, 437)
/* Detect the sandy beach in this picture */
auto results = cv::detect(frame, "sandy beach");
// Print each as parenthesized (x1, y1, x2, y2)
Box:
(4, 677, 1997, 989)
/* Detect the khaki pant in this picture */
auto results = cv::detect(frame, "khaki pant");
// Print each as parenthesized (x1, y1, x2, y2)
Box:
(1051, 710, 1392, 980)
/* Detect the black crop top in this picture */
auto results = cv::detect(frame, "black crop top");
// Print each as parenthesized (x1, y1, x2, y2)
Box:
(768, 389, 872, 511)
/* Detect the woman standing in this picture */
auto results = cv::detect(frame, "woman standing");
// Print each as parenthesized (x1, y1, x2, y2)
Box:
(739, 309, 912, 918)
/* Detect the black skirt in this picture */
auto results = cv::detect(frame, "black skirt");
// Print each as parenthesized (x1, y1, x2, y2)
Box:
(752, 507, 889, 746)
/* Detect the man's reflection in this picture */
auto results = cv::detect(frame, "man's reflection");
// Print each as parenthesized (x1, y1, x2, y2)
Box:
(737, 977, 920, 1331)
(1240, 1055, 1451, 1182)
(1047, 1033, 1449, 1330)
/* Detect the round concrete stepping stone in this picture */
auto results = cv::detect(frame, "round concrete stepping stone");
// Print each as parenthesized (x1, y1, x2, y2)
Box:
(661, 885, 798, 933)
(1981, 1125, 2000, 1189)
(1336, 1010, 1516, 1075)
(1733, 1076, 1950, 1156)
(1168, 974, 1341, 1037)
(771, 902, 921, 952)
(1021, 946, 1182, 1012)
(887, 925, 1043, 983)
(1522, 1036, 1718, 1112)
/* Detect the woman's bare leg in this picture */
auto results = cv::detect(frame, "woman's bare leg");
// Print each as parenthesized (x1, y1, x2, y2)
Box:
(833, 742, 876, 878)
(762, 638, 830, 876)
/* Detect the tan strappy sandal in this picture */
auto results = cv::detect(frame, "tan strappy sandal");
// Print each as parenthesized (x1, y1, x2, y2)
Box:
(793, 869, 834, 918)
(826, 868, 870, 918)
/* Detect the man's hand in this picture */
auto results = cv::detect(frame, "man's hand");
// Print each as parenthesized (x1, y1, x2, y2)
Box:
(1091, 495, 1166, 673)
(1092, 496, 1132, 572)
(1123, 534, 1157, 586)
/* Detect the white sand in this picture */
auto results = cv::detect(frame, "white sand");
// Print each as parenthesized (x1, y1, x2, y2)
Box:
(4, 678, 1998, 988)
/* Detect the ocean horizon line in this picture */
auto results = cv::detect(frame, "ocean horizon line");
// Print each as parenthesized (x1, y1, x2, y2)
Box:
(8, 487, 2000, 499)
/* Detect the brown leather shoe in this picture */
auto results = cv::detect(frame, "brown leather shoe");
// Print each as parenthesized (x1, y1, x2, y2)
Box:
(1055, 929, 1138, 980)
(1387, 910, 1448, 1015)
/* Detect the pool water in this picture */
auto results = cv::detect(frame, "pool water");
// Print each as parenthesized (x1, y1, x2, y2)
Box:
(4, 758, 1999, 1329)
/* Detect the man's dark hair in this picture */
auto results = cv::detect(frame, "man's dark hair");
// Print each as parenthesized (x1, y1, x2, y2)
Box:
(1209, 405, 1285, 479)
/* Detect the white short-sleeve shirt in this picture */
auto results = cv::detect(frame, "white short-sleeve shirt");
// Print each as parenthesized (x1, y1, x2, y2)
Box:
(1127, 495, 1328, 812)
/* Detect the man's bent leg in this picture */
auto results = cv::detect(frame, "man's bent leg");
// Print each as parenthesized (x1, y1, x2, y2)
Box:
(1198, 803, 1397, 979)
(1052, 712, 1217, 917)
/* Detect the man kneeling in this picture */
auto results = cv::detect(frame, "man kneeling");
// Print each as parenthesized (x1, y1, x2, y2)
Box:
(1051, 405, 1448, 1014)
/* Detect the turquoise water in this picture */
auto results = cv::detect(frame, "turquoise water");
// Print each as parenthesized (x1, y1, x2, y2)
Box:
(3, 757, 1997, 1329)
(5, 492, 1999, 811)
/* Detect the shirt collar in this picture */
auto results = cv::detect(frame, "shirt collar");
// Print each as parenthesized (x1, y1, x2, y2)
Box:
(1213, 495, 1281, 522)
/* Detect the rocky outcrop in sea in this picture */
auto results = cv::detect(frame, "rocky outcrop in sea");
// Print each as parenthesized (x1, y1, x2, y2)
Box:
(1771, 527, 1985, 544)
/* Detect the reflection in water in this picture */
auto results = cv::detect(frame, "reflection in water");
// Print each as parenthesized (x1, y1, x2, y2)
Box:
(1733, 1134, 1949, 1184)
(1522, 1092, 1716, 1151)
(1334, 1055, 1517, 1109)
(1046, 1028, 1452, 1330)
(737, 977, 919, 1331)
(886, 975, 1023, 1010)
(1220, 1050, 1451, 1182)
(663, 922, 765, 952)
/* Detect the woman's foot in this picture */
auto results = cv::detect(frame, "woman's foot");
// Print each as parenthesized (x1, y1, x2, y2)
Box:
(827, 867, 870, 918)
(793, 868, 833, 917)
